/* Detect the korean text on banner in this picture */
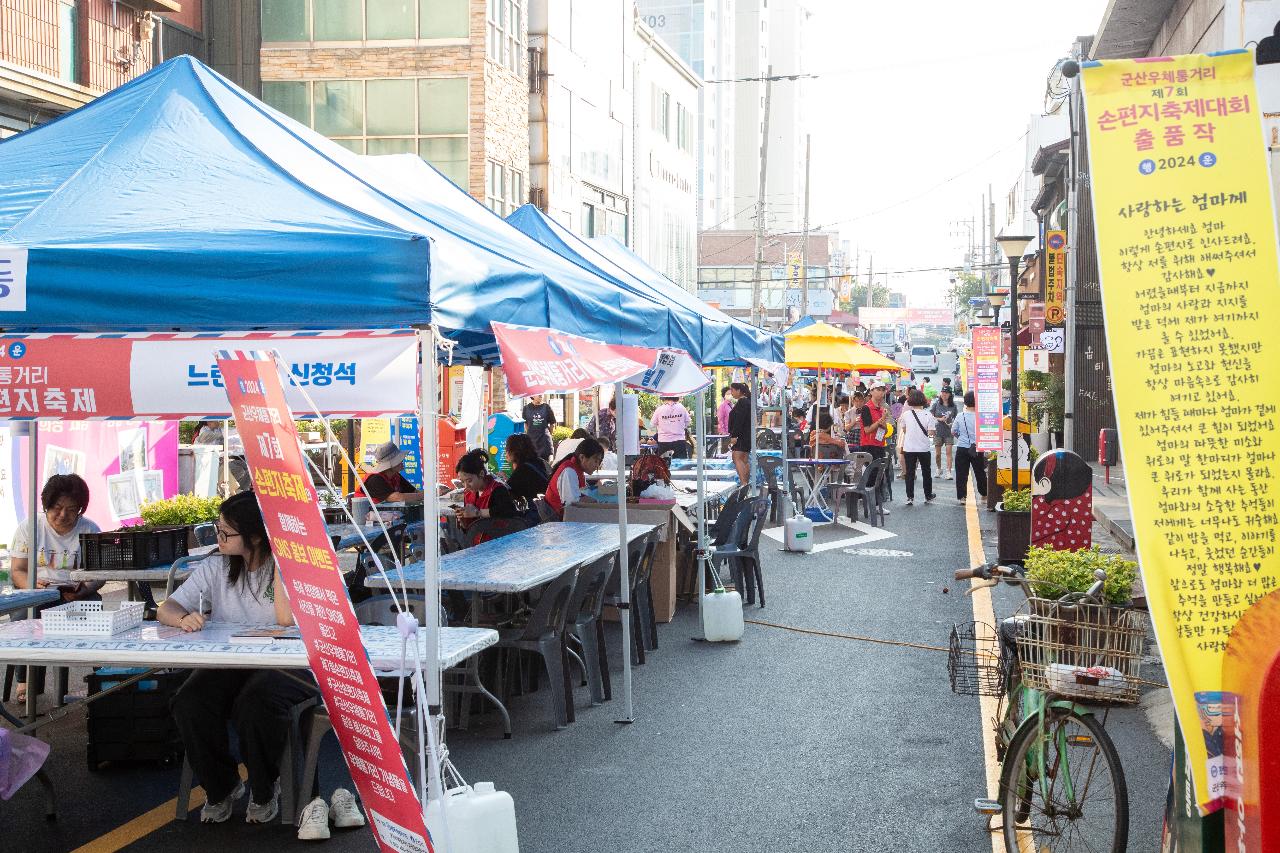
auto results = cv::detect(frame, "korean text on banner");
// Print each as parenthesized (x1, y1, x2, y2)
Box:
(217, 352, 431, 853)
(971, 326, 1002, 452)
(396, 416, 423, 490)
(1082, 50, 1280, 814)
(1044, 230, 1067, 325)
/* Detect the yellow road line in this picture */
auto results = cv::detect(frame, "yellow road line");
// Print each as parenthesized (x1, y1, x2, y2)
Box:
(68, 766, 246, 853)
(965, 492, 1004, 853)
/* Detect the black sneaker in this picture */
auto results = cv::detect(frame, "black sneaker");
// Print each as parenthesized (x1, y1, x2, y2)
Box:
(925, 494, 936, 503)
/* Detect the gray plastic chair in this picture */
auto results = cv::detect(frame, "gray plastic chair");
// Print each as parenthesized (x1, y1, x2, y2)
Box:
(845, 458, 888, 527)
(717, 495, 771, 606)
(564, 554, 618, 705)
(757, 456, 785, 522)
(604, 537, 658, 664)
(495, 566, 580, 730)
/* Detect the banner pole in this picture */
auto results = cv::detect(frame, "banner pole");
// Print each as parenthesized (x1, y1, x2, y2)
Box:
(419, 328, 441, 709)
(24, 423, 38, 722)
(615, 379, 634, 723)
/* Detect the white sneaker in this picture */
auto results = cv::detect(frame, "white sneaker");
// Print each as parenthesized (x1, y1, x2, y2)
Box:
(330, 788, 366, 828)
(201, 780, 245, 824)
(297, 797, 331, 840)
(245, 780, 280, 824)
(905, 498, 914, 506)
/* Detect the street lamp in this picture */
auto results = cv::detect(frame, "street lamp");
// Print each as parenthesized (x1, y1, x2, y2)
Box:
(996, 233, 1034, 497)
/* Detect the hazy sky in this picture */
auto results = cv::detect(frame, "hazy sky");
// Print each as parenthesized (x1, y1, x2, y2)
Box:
(798, 0, 1112, 306)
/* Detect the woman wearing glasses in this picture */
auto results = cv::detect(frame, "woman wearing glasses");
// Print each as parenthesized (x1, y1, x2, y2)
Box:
(159, 491, 313, 826)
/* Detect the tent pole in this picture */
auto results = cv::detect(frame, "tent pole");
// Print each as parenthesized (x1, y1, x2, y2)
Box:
(221, 419, 230, 496)
(418, 329, 441, 710)
(695, 385, 707, 638)
(25, 423, 39, 722)
(615, 380, 634, 723)
(781, 373, 795, 534)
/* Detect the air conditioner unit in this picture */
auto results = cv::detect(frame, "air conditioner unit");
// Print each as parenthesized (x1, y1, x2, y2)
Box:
(529, 186, 546, 209)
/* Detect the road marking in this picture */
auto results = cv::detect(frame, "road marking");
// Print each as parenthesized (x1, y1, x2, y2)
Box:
(840, 547, 913, 557)
(69, 766, 247, 853)
(763, 515, 896, 552)
(964, 492, 1004, 853)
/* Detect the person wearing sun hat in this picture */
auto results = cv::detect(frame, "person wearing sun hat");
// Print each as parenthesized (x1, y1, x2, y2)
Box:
(358, 441, 422, 504)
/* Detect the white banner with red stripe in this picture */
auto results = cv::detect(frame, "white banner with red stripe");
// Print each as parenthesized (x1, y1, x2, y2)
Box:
(0, 331, 417, 419)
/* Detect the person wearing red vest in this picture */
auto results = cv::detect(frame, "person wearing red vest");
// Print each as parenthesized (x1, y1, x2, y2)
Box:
(858, 381, 893, 512)
(544, 437, 605, 519)
(455, 449, 517, 527)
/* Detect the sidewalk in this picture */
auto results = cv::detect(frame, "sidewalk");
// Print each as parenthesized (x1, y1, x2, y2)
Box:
(1089, 461, 1134, 551)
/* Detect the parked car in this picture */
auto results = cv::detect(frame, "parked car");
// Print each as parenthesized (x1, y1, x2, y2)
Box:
(911, 345, 939, 373)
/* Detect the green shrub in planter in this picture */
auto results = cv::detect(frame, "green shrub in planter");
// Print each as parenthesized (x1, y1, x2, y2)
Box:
(1001, 488, 1031, 512)
(1024, 545, 1138, 605)
(551, 425, 574, 444)
(139, 494, 223, 528)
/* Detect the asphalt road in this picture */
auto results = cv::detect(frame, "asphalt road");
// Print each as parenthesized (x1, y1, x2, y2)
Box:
(2, 491, 1169, 852)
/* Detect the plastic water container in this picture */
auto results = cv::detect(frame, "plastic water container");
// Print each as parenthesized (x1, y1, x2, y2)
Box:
(784, 514, 814, 552)
(703, 589, 745, 641)
(424, 782, 520, 853)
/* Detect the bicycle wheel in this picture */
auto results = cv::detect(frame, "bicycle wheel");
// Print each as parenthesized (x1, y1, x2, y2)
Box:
(998, 706, 1128, 853)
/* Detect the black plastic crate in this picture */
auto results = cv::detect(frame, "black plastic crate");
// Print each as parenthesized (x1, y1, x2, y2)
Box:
(80, 526, 190, 570)
(85, 668, 186, 771)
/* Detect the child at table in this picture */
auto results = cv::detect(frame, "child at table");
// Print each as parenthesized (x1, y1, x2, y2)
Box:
(158, 491, 317, 826)
(809, 412, 847, 459)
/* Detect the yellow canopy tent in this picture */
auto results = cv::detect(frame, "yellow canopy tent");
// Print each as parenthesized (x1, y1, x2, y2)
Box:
(784, 321, 904, 373)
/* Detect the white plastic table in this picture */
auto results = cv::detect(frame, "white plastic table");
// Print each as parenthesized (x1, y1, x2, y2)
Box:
(787, 458, 850, 520)
(0, 620, 495, 672)
(668, 480, 739, 511)
(365, 522, 657, 592)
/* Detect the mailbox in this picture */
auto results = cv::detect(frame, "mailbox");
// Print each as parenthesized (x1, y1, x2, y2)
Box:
(1098, 428, 1119, 467)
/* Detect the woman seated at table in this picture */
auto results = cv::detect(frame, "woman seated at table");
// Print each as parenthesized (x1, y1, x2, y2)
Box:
(809, 412, 847, 459)
(11, 473, 102, 603)
(544, 437, 605, 519)
(456, 449, 518, 528)
(159, 491, 313, 826)
(505, 433, 550, 510)
(10, 473, 103, 702)
(358, 441, 423, 505)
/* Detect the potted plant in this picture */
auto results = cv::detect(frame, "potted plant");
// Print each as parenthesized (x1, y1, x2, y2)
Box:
(995, 488, 1031, 564)
(1024, 545, 1138, 606)
(1020, 369, 1050, 403)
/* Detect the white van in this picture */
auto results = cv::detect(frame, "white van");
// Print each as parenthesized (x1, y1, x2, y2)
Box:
(911, 345, 939, 374)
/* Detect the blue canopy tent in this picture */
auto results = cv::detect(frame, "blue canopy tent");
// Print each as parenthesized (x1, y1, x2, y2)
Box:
(507, 204, 783, 366)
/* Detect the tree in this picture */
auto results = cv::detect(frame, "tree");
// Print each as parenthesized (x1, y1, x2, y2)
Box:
(840, 280, 891, 312)
(947, 271, 985, 317)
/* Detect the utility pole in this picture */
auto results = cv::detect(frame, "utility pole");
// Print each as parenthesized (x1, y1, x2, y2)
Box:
(799, 134, 812, 318)
(750, 65, 775, 328)
(866, 256, 874, 309)
(988, 184, 997, 290)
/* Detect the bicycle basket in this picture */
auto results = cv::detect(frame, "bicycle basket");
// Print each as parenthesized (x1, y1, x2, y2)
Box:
(947, 621, 1005, 697)
(1015, 598, 1147, 705)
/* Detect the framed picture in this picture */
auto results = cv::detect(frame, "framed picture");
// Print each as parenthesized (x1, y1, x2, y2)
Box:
(105, 473, 141, 521)
(43, 445, 86, 480)
(139, 470, 164, 505)
(118, 428, 147, 473)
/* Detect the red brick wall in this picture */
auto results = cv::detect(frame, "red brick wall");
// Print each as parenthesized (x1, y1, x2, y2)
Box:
(0, 0, 157, 92)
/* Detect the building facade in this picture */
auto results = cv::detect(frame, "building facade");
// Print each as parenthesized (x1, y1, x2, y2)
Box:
(245, 0, 529, 208)
(0, 0, 191, 137)
(698, 228, 835, 327)
(633, 0, 735, 230)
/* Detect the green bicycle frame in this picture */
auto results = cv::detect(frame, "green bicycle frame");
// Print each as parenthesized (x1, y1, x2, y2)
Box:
(1003, 683, 1092, 807)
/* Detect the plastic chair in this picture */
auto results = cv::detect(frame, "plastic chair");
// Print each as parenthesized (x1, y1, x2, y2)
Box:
(494, 566, 580, 730)
(191, 522, 217, 547)
(845, 458, 888, 527)
(563, 554, 618, 705)
(715, 495, 771, 606)
(604, 537, 658, 664)
(757, 456, 785, 523)
(710, 500, 756, 595)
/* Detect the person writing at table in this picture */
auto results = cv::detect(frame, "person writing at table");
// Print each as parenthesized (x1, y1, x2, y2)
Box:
(455, 449, 517, 527)
(544, 437, 605, 519)
(359, 441, 423, 505)
(10, 473, 102, 703)
(160, 491, 318, 826)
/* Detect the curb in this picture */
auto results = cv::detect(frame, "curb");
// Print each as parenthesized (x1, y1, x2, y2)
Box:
(1093, 504, 1136, 551)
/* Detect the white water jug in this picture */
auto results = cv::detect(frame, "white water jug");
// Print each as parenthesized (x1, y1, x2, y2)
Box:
(703, 589, 745, 641)
(784, 514, 814, 552)
(424, 783, 520, 853)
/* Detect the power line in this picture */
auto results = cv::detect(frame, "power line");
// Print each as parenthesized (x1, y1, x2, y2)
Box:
(698, 261, 1006, 286)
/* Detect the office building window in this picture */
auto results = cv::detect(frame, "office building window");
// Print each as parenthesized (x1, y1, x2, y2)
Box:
(261, 77, 470, 186)
(58, 1, 78, 83)
(261, 0, 467, 41)
(485, 162, 526, 215)
(487, 0, 524, 73)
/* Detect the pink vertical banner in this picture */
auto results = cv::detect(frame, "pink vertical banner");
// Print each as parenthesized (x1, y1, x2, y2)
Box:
(971, 327, 1002, 453)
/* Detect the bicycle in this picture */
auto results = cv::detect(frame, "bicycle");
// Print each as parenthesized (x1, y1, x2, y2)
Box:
(948, 562, 1147, 853)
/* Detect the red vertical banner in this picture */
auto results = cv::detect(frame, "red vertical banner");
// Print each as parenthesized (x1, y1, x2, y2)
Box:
(217, 352, 431, 853)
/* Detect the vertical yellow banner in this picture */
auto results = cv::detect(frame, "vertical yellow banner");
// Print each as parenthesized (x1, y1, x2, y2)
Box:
(1044, 230, 1067, 325)
(1083, 50, 1280, 813)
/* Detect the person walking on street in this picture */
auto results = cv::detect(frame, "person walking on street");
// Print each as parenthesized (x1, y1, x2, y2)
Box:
(650, 395, 692, 459)
(930, 387, 959, 480)
(727, 382, 754, 484)
(896, 389, 937, 505)
(522, 394, 557, 462)
(952, 390, 987, 503)
(717, 386, 733, 438)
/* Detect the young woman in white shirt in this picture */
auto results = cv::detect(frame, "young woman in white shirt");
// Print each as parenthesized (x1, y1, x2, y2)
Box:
(896, 389, 938, 505)
(159, 490, 313, 826)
